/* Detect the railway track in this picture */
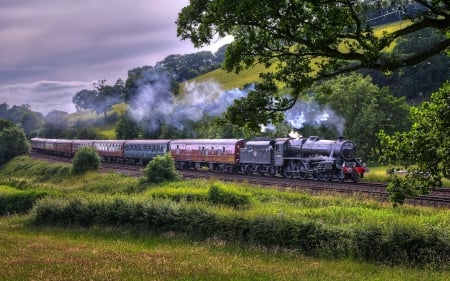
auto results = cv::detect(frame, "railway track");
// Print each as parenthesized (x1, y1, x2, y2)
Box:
(29, 152, 450, 207)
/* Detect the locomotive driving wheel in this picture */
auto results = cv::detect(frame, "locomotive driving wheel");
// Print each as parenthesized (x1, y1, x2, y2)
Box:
(283, 161, 297, 178)
(351, 171, 360, 183)
(298, 163, 307, 180)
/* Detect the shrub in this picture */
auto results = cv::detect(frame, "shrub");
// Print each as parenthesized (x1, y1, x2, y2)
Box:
(71, 146, 100, 174)
(142, 154, 180, 184)
(0, 186, 48, 215)
(207, 183, 250, 208)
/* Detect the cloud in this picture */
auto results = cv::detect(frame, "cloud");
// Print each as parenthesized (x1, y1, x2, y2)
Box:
(0, 80, 94, 114)
(0, 1, 228, 83)
(0, 1, 233, 113)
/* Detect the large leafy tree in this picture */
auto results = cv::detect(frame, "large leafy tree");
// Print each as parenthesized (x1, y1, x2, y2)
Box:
(379, 82, 450, 205)
(177, 0, 450, 128)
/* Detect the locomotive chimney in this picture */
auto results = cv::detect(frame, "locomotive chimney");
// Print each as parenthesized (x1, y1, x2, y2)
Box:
(338, 136, 344, 142)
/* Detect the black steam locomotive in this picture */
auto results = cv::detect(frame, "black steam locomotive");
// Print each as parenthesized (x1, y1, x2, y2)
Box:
(239, 136, 365, 182)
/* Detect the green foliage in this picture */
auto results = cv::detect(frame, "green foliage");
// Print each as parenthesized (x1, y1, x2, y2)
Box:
(20, 111, 43, 138)
(311, 73, 411, 160)
(379, 82, 450, 204)
(141, 154, 180, 184)
(0, 156, 71, 183)
(389, 28, 450, 101)
(177, 0, 450, 128)
(80, 173, 144, 194)
(115, 112, 140, 139)
(71, 146, 100, 174)
(207, 183, 251, 209)
(72, 79, 124, 118)
(0, 120, 29, 165)
(156, 51, 222, 82)
(31, 191, 450, 266)
(0, 185, 48, 215)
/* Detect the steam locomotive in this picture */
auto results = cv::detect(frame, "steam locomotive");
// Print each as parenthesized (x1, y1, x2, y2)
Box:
(30, 135, 366, 182)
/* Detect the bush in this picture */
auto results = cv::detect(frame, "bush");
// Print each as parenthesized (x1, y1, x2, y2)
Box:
(0, 186, 48, 215)
(71, 146, 100, 174)
(31, 194, 450, 266)
(142, 154, 180, 184)
(207, 183, 251, 208)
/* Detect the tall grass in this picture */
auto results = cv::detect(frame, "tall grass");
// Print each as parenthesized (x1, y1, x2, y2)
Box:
(0, 156, 71, 183)
(2, 216, 449, 281)
(30, 180, 450, 267)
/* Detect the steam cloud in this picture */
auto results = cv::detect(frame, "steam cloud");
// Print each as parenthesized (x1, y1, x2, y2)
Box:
(129, 70, 253, 132)
(129, 70, 346, 137)
(284, 101, 346, 136)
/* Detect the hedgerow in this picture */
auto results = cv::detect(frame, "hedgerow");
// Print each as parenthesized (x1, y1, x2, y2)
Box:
(31, 194, 450, 267)
(0, 185, 48, 215)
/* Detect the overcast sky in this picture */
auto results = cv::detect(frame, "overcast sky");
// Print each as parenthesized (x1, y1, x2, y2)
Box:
(0, 0, 231, 114)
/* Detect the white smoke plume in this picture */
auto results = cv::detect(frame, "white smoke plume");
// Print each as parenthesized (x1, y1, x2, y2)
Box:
(258, 123, 276, 133)
(128, 70, 254, 133)
(128, 70, 346, 136)
(284, 100, 346, 136)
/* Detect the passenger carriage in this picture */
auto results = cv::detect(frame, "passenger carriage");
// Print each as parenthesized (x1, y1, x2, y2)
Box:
(124, 139, 171, 164)
(170, 139, 246, 172)
(71, 140, 94, 156)
(93, 140, 126, 162)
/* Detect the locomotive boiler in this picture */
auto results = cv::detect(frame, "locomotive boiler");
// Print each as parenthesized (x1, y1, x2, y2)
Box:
(282, 136, 364, 182)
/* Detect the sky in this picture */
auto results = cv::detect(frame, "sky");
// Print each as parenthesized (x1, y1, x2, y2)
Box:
(0, 0, 232, 115)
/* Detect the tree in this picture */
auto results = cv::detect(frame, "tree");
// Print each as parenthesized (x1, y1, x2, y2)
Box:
(115, 112, 141, 139)
(379, 82, 450, 205)
(156, 51, 221, 82)
(389, 28, 450, 101)
(40, 110, 69, 138)
(311, 73, 411, 160)
(20, 111, 43, 138)
(71, 146, 100, 174)
(0, 119, 29, 165)
(124, 66, 178, 102)
(177, 0, 450, 128)
(72, 79, 124, 117)
(92, 79, 124, 118)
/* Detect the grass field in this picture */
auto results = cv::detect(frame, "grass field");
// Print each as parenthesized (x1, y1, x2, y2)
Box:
(1, 157, 450, 280)
(1, 216, 449, 281)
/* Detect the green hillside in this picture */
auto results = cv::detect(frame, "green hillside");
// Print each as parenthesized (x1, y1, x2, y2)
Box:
(187, 63, 266, 90)
(185, 20, 410, 90)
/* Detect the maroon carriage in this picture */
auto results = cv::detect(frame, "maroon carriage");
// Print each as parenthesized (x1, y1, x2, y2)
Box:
(93, 140, 126, 162)
(170, 139, 246, 172)
(71, 140, 95, 156)
(30, 138, 47, 153)
(31, 138, 72, 157)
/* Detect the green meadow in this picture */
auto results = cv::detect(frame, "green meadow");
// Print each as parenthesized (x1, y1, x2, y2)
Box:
(1, 156, 450, 280)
